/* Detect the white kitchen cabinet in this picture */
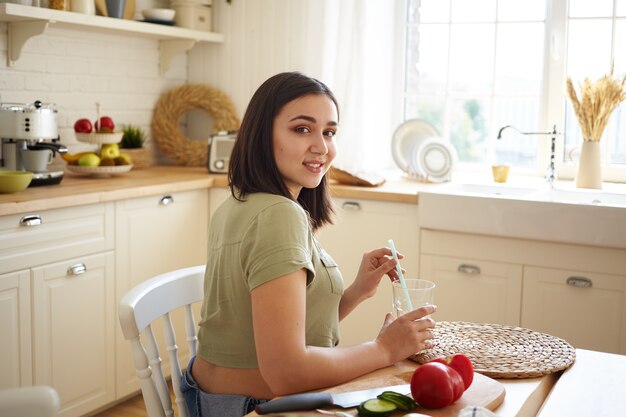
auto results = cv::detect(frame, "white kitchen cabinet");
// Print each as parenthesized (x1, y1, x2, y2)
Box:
(0, 187, 212, 415)
(0, 202, 115, 409)
(522, 266, 626, 354)
(418, 229, 626, 355)
(0, 270, 31, 389)
(0, 202, 114, 275)
(316, 197, 419, 346)
(420, 254, 522, 326)
(114, 189, 209, 398)
(32, 251, 115, 417)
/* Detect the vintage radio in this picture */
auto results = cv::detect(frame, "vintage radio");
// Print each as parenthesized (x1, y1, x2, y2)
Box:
(207, 131, 236, 173)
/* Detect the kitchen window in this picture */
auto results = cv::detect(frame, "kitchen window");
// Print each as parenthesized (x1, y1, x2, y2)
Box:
(403, 0, 626, 182)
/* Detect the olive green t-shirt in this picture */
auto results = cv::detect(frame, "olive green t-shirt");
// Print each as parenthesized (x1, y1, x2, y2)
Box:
(197, 192, 344, 368)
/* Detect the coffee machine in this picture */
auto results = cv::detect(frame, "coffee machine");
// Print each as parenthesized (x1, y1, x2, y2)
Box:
(0, 100, 67, 186)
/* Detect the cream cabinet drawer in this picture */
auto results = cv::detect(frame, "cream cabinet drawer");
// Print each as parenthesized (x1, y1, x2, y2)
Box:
(0, 203, 114, 274)
(521, 266, 626, 354)
(420, 254, 522, 325)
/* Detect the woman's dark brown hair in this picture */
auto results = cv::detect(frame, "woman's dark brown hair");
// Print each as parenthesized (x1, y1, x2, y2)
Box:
(228, 72, 339, 231)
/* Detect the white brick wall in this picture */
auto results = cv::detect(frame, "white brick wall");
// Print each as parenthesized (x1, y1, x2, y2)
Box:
(0, 23, 187, 156)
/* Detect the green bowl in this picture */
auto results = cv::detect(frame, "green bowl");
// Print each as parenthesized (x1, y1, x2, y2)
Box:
(0, 170, 33, 194)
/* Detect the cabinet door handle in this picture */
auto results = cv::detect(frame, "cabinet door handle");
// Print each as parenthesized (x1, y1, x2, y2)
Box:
(67, 263, 87, 276)
(160, 195, 174, 205)
(458, 264, 481, 275)
(20, 215, 42, 227)
(342, 201, 361, 211)
(566, 276, 593, 288)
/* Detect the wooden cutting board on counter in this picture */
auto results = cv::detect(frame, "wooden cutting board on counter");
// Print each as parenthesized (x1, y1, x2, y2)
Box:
(246, 360, 505, 417)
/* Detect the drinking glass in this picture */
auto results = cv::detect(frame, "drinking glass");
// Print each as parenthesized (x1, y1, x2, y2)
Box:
(392, 278, 435, 318)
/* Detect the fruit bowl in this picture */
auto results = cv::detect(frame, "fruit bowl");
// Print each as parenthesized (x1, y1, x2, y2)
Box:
(75, 132, 124, 144)
(66, 164, 133, 177)
(0, 170, 33, 193)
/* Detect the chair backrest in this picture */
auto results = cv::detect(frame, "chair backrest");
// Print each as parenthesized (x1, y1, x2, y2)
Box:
(0, 386, 60, 417)
(118, 265, 206, 417)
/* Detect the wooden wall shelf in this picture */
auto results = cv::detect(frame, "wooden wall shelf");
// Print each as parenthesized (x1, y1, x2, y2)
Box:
(0, 3, 225, 74)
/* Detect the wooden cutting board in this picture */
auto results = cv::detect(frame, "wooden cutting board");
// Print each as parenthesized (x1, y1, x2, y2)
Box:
(246, 360, 505, 416)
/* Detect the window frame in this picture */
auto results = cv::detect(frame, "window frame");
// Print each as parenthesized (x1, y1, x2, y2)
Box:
(402, 0, 626, 183)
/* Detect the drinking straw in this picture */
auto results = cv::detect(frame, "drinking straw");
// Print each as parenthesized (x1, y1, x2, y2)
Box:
(388, 239, 413, 311)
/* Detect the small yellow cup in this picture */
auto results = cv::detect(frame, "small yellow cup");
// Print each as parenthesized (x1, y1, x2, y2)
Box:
(492, 164, 510, 183)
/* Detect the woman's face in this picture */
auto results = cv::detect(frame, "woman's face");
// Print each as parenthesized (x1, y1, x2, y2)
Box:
(272, 94, 338, 198)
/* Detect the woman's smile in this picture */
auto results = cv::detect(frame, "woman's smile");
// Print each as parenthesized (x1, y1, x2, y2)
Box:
(303, 159, 325, 173)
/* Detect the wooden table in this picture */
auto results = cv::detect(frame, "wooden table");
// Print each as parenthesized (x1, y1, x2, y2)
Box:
(246, 349, 626, 417)
(537, 349, 626, 416)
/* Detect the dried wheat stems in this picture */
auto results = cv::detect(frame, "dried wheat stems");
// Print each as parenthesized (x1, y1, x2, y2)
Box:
(566, 71, 626, 142)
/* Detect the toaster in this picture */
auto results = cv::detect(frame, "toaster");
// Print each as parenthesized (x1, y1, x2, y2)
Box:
(207, 131, 236, 173)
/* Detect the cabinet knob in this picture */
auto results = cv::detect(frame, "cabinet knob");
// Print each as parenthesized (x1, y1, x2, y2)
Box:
(20, 215, 42, 227)
(457, 264, 481, 275)
(67, 263, 87, 276)
(342, 201, 361, 211)
(160, 195, 174, 205)
(566, 276, 593, 288)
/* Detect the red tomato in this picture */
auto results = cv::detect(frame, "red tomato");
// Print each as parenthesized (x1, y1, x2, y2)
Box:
(431, 353, 474, 390)
(410, 362, 464, 409)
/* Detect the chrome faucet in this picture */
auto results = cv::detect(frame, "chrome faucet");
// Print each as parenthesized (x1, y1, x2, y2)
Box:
(496, 124, 560, 188)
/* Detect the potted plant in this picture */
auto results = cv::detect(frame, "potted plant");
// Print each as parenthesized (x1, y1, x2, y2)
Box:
(120, 124, 151, 168)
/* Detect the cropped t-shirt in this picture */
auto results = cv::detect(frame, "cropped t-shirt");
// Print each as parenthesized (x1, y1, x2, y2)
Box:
(196, 192, 344, 368)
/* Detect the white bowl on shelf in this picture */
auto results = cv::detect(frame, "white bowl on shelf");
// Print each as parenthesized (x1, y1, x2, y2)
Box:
(142, 8, 176, 21)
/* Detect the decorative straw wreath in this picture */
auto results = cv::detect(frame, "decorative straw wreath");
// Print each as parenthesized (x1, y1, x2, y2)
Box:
(152, 84, 240, 166)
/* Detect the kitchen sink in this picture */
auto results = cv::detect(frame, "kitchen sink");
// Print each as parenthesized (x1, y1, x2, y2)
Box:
(419, 182, 626, 249)
(431, 183, 539, 198)
(528, 188, 626, 208)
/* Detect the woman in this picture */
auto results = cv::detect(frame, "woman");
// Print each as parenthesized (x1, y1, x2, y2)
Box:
(182, 72, 436, 417)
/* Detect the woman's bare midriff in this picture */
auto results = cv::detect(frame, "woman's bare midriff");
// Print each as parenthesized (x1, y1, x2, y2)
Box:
(191, 355, 274, 400)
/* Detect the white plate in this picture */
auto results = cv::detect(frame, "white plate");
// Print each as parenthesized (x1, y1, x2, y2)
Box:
(66, 164, 133, 177)
(75, 132, 124, 144)
(391, 119, 440, 173)
(410, 138, 457, 183)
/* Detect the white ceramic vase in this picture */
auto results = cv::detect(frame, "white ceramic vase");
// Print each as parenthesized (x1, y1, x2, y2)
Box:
(576, 140, 602, 189)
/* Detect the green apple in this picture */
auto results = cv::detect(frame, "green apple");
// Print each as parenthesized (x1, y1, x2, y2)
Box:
(100, 143, 120, 159)
(78, 153, 100, 167)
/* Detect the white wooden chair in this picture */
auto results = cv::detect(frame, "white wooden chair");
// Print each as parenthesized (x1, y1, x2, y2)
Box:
(118, 265, 206, 417)
(0, 386, 60, 417)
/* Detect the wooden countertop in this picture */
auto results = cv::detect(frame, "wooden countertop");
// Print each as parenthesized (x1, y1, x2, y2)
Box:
(0, 166, 429, 216)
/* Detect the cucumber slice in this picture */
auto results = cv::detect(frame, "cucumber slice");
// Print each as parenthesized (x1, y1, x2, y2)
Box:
(377, 391, 418, 411)
(357, 398, 397, 417)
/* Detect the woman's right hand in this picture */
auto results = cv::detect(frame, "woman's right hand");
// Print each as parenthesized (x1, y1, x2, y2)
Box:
(375, 305, 437, 364)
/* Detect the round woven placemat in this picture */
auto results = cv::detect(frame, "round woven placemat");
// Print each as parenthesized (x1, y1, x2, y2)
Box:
(411, 321, 576, 378)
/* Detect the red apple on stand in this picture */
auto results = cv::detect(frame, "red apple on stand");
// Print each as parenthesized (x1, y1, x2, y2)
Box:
(95, 116, 115, 133)
(74, 118, 93, 133)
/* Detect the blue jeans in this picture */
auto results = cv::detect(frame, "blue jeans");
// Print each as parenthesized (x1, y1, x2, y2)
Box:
(181, 357, 267, 417)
